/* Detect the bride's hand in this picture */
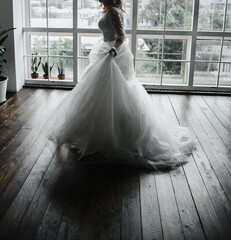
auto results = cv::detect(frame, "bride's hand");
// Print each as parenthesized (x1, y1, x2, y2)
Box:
(109, 47, 117, 57)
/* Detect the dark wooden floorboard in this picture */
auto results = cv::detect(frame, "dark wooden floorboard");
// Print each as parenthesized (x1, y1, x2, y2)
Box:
(158, 94, 206, 240)
(139, 170, 163, 240)
(169, 94, 231, 239)
(0, 88, 230, 240)
(202, 96, 231, 134)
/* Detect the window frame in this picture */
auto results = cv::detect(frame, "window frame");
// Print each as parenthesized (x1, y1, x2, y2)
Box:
(22, 0, 231, 92)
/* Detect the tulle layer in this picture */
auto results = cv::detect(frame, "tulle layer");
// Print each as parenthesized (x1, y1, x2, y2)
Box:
(43, 37, 197, 170)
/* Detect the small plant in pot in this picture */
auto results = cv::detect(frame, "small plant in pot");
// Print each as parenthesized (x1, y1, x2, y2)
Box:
(42, 61, 54, 79)
(31, 52, 41, 78)
(57, 61, 65, 80)
(0, 26, 16, 103)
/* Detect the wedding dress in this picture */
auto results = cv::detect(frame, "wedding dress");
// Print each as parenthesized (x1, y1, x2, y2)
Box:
(45, 6, 197, 170)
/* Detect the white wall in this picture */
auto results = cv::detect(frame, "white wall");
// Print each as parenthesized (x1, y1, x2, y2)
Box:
(0, 0, 24, 92)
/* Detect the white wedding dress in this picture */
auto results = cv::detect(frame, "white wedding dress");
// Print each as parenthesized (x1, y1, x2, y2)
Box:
(45, 6, 197, 170)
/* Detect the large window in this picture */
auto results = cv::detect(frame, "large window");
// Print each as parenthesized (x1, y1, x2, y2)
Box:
(23, 0, 231, 91)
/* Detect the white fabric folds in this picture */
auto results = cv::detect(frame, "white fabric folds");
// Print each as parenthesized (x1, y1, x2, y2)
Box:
(43, 38, 197, 170)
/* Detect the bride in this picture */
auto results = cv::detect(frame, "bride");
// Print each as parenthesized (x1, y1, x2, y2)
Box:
(44, 0, 197, 170)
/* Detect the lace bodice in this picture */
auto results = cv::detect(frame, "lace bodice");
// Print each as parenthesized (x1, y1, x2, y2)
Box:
(98, 6, 126, 42)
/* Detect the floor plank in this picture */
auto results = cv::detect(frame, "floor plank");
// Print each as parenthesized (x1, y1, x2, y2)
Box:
(169, 94, 231, 239)
(158, 94, 206, 240)
(0, 88, 230, 240)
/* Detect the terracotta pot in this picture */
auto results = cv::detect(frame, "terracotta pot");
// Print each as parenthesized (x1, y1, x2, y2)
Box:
(0, 76, 8, 103)
(31, 73, 39, 78)
(43, 74, 49, 79)
(58, 75, 65, 80)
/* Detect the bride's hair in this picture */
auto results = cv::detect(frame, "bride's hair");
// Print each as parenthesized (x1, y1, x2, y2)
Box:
(98, 0, 126, 13)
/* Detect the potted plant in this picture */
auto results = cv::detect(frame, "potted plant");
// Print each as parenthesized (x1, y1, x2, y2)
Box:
(42, 61, 54, 79)
(31, 52, 41, 78)
(0, 26, 16, 103)
(57, 61, 65, 80)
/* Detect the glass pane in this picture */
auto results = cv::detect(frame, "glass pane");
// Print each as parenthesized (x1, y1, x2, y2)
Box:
(221, 37, 231, 62)
(78, 34, 102, 57)
(50, 57, 73, 81)
(78, 34, 131, 57)
(225, 0, 231, 31)
(78, 0, 131, 29)
(219, 63, 231, 86)
(78, 58, 90, 80)
(138, 0, 165, 30)
(49, 33, 73, 56)
(136, 36, 163, 60)
(135, 60, 161, 84)
(165, 0, 193, 30)
(198, 0, 226, 31)
(48, 0, 73, 28)
(162, 61, 189, 85)
(24, 0, 47, 27)
(124, 0, 132, 28)
(193, 62, 219, 86)
(25, 32, 47, 55)
(78, 0, 101, 28)
(195, 37, 222, 61)
(164, 36, 190, 60)
(26, 56, 47, 80)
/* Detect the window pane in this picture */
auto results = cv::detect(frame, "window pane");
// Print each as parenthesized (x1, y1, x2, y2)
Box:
(78, 34, 131, 58)
(138, 0, 165, 30)
(24, 0, 47, 27)
(50, 57, 73, 81)
(195, 37, 222, 61)
(78, 34, 102, 57)
(78, 58, 90, 80)
(198, 0, 226, 31)
(219, 63, 231, 86)
(135, 60, 161, 84)
(221, 37, 231, 62)
(25, 32, 47, 55)
(124, 0, 132, 28)
(162, 61, 189, 85)
(165, 0, 193, 30)
(49, 33, 73, 56)
(48, 0, 73, 28)
(26, 56, 47, 80)
(164, 36, 190, 60)
(78, 0, 101, 28)
(136, 36, 163, 60)
(193, 62, 219, 86)
(225, 0, 231, 31)
(78, 0, 131, 29)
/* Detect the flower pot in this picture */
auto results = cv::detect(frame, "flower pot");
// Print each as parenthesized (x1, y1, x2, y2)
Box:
(31, 73, 39, 78)
(58, 75, 65, 80)
(0, 76, 8, 103)
(43, 74, 50, 79)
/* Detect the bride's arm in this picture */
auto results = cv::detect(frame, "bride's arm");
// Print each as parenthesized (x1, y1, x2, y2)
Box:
(107, 7, 126, 56)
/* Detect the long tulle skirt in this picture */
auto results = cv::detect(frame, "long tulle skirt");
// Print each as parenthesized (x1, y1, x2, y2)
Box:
(43, 37, 197, 170)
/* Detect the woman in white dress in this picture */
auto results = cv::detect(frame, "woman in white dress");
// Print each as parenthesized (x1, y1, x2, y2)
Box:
(45, 0, 197, 170)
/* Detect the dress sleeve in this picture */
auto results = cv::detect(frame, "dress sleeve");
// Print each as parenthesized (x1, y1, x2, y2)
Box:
(107, 7, 126, 42)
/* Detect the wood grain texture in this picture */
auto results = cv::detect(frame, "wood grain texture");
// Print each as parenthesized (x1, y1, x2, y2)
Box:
(0, 88, 230, 240)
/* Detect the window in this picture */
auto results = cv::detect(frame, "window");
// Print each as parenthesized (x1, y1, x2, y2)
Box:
(23, 0, 231, 91)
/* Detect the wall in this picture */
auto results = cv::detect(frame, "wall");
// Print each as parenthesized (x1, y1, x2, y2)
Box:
(0, 0, 24, 92)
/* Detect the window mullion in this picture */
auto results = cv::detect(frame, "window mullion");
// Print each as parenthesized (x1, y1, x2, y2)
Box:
(132, 0, 138, 68)
(46, 0, 50, 82)
(73, 0, 78, 83)
(160, 0, 167, 85)
(217, 0, 229, 87)
(223, 0, 228, 32)
(188, 0, 199, 87)
(217, 37, 224, 87)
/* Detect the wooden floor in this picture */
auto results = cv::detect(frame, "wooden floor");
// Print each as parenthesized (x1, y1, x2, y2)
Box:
(0, 88, 231, 240)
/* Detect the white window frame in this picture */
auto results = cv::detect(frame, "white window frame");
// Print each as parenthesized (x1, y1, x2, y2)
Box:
(22, 0, 231, 92)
